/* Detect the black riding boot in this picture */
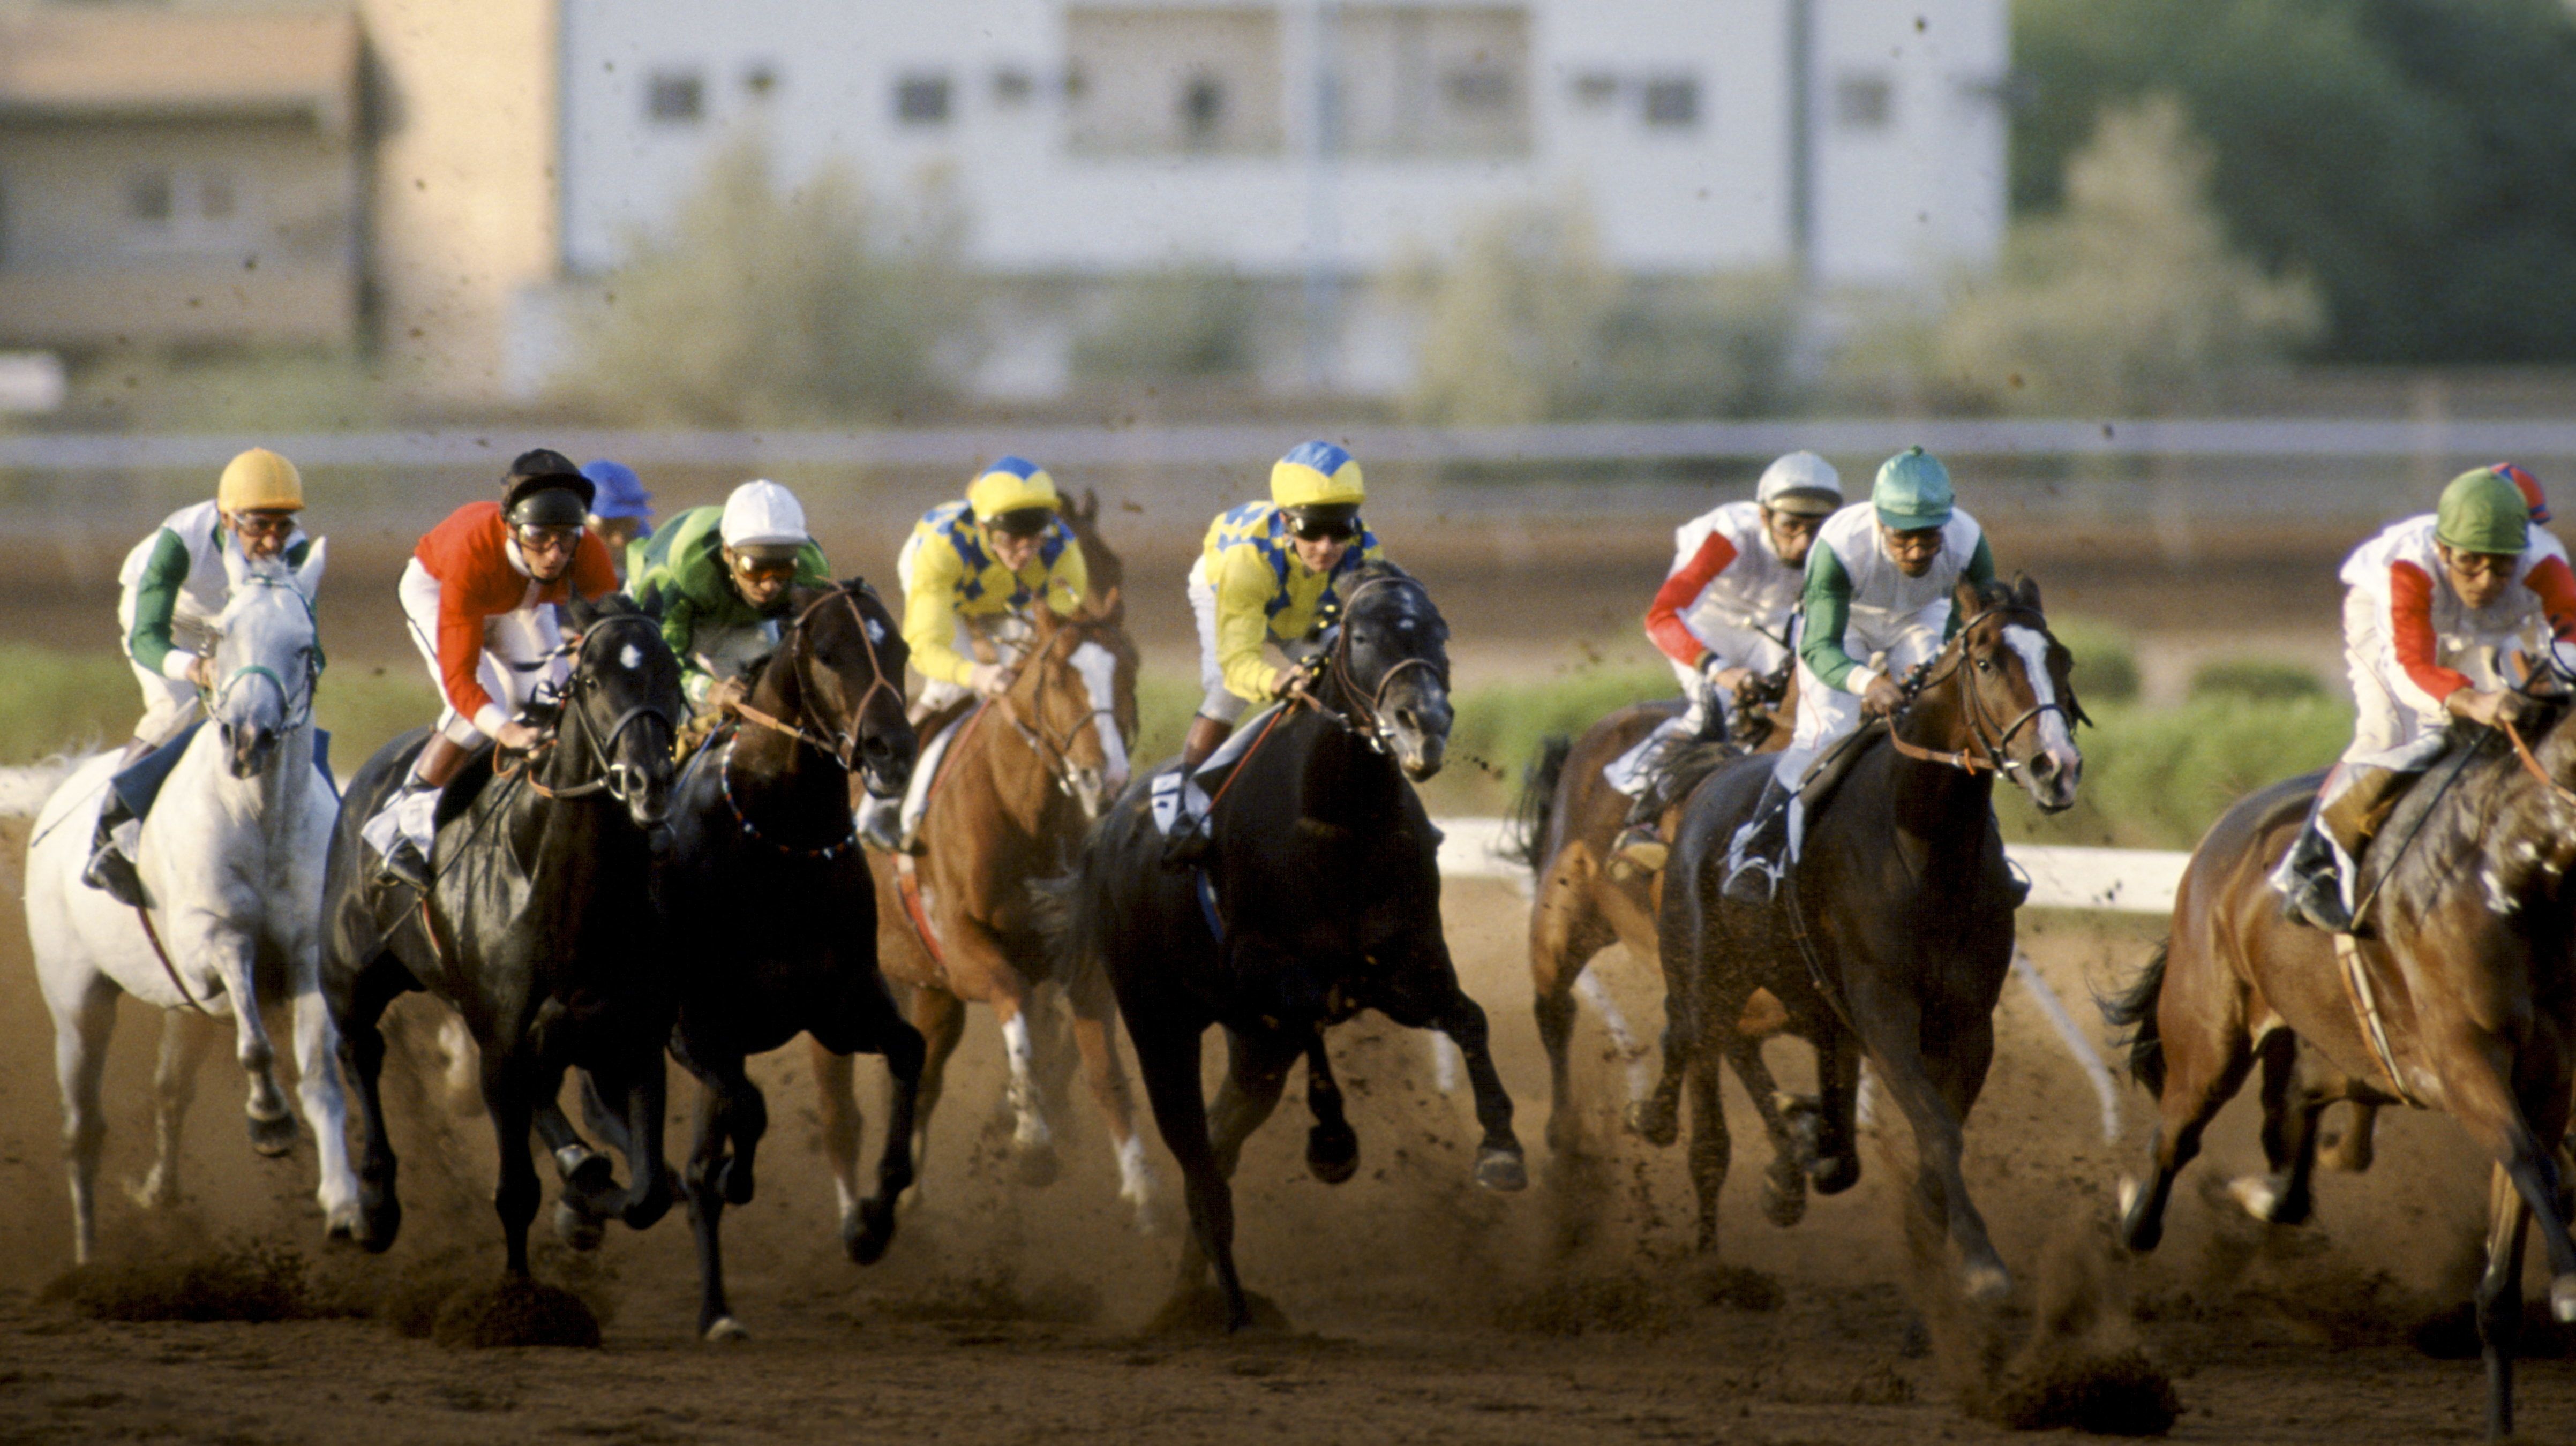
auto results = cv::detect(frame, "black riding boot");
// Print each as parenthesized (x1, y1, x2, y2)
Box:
(2277, 821, 2353, 932)
(1160, 716, 1234, 871)
(1720, 777, 1794, 906)
(80, 795, 144, 907)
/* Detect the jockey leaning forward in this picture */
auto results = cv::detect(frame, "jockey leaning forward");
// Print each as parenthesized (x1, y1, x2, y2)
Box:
(859, 455, 1088, 853)
(1609, 450, 1844, 873)
(82, 447, 317, 902)
(1154, 439, 1385, 866)
(2272, 465, 2576, 932)
(628, 478, 830, 719)
(581, 458, 654, 583)
(1720, 446, 1995, 905)
(361, 450, 621, 891)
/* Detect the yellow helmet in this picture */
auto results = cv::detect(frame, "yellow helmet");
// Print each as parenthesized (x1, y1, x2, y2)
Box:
(967, 456, 1060, 522)
(217, 447, 304, 513)
(1270, 440, 1364, 510)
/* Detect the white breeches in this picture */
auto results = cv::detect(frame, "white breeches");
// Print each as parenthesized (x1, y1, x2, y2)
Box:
(1769, 624, 1943, 792)
(398, 558, 567, 747)
(913, 615, 1033, 717)
(1188, 558, 1316, 725)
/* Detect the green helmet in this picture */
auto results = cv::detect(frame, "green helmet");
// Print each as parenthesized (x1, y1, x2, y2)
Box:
(2435, 467, 2530, 556)
(1872, 446, 1954, 530)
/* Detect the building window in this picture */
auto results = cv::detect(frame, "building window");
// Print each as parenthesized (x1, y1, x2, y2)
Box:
(1067, 8, 1284, 155)
(647, 71, 704, 123)
(123, 169, 245, 248)
(1331, 6, 1531, 158)
(1642, 75, 1699, 128)
(897, 73, 953, 125)
(993, 66, 1035, 106)
(1836, 74, 1893, 130)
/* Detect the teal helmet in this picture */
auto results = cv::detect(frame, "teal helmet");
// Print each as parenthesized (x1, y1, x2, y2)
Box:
(1872, 446, 1954, 530)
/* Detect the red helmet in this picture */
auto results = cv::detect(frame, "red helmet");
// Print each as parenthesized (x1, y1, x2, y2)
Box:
(2495, 462, 2549, 524)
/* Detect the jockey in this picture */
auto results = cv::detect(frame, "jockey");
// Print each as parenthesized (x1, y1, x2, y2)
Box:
(1720, 447, 1995, 904)
(859, 456, 1087, 852)
(1609, 450, 1843, 871)
(628, 479, 830, 714)
(2273, 466, 2576, 931)
(1155, 440, 1385, 863)
(82, 447, 314, 902)
(362, 450, 621, 891)
(581, 458, 654, 582)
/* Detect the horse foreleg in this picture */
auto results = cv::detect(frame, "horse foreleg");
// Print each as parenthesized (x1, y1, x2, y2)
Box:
(1067, 967, 1158, 1230)
(993, 991, 1060, 1188)
(842, 976, 923, 1266)
(209, 936, 294, 1158)
(1131, 1015, 1247, 1328)
(1684, 1055, 1730, 1253)
(903, 985, 967, 1192)
(1428, 993, 1528, 1192)
(285, 976, 359, 1241)
(1869, 1036, 2009, 1304)
(682, 1064, 750, 1342)
(1206, 1027, 1300, 1179)
(482, 1052, 545, 1278)
(50, 972, 118, 1266)
(1809, 1033, 1862, 1194)
(2324, 1101, 2381, 1173)
(808, 1041, 868, 1236)
(134, 1007, 216, 1210)
(2449, 1070, 2576, 1329)
(1301, 1034, 1359, 1185)
(330, 958, 409, 1253)
(1529, 848, 1612, 1157)
(535, 1082, 615, 1249)
(612, 1051, 675, 1233)
(2479, 1162, 2532, 1440)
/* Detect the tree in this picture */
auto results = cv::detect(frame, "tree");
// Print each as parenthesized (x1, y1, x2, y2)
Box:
(557, 135, 963, 426)
(1935, 97, 2321, 412)
(2014, 0, 2576, 363)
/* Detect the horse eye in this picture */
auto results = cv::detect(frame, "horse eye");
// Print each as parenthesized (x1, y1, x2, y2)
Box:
(1976, 656, 1994, 672)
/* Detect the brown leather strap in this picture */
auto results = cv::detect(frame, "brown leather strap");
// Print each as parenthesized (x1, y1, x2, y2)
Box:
(2503, 714, 2576, 809)
(2331, 932, 2423, 1108)
(893, 853, 945, 969)
(132, 903, 210, 1016)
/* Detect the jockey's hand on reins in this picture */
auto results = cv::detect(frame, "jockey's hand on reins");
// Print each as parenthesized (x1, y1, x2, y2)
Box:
(1860, 674, 1906, 719)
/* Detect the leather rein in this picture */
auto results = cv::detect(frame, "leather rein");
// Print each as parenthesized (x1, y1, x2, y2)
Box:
(506, 613, 676, 802)
(1881, 602, 2079, 777)
(1307, 573, 1449, 755)
(729, 582, 903, 775)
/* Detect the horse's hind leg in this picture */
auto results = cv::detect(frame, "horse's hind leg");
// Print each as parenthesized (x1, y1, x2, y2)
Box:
(1207, 1027, 1301, 1179)
(133, 1008, 216, 1210)
(1684, 1055, 1731, 1253)
(330, 958, 410, 1253)
(1301, 1034, 1359, 1185)
(837, 974, 925, 1266)
(2117, 1036, 2257, 1255)
(1720, 1029, 1815, 1227)
(49, 972, 118, 1264)
(286, 976, 359, 1240)
(2229, 1034, 2331, 1226)
(1809, 1033, 1862, 1195)
(1530, 852, 1612, 1157)
(2324, 1100, 2380, 1173)
(1066, 965, 1158, 1229)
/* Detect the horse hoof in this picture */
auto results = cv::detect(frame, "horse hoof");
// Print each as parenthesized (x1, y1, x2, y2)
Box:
(1625, 1099, 1679, 1148)
(1809, 1153, 1860, 1196)
(1474, 1146, 1528, 1193)
(1761, 1172, 1808, 1229)
(554, 1199, 606, 1252)
(718, 1156, 756, 1208)
(1013, 1142, 1061, 1189)
(621, 1172, 674, 1232)
(2226, 1175, 2282, 1223)
(703, 1316, 749, 1343)
(324, 1203, 362, 1244)
(246, 1110, 298, 1158)
(1306, 1122, 1360, 1185)
(844, 1196, 899, 1266)
(358, 1202, 402, 1254)
(2553, 1275, 2576, 1325)
(1961, 1263, 2012, 1304)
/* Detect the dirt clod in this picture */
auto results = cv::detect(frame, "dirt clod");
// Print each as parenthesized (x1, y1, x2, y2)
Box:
(1989, 1349, 2179, 1436)
(429, 1278, 601, 1349)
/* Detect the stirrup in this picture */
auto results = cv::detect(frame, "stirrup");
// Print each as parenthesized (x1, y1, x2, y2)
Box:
(857, 801, 905, 854)
(1720, 856, 1778, 906)
(376, 841, 432, 894)
(1609, 824, 1668, 877)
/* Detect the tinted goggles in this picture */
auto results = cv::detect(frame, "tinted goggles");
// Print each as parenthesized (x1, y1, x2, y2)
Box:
(1287, 513, 1361, 543)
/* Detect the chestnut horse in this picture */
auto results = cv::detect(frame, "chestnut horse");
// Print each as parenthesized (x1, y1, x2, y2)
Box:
(1636, 578, 2083, 1280)
(819, 494, 1150, 1228)
(2106, 706, 2576, 1440)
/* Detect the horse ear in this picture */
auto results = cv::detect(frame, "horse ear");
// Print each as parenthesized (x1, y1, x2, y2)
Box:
(2016, 574, 2042, 612)
(1951, 579, 1984, 622)
(294, 536, 327, 601)
(565, 593, 598, 631)
(221, 542, 251, 592)
(1091, 583, 1122, 623)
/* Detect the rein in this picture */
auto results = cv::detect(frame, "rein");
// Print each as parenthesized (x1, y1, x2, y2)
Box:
(505, 613, 674, 802)
(730, 582, 903, 773)
(1318, 573, 1449, 754)
(2503, 714, 2576, 810)
(1884, 602, 2072, 777)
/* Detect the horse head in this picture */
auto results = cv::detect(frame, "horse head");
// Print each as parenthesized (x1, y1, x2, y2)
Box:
(1328, 563, 1453, 782)
(1921, 576, 2085, 813)
(560, 592, 685, 834)
(209, 541, 327, 780)
(1013, 604, 1132, 820)
(785, 579, 916, 802)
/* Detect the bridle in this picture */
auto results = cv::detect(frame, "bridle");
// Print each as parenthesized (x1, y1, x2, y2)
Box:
(513, 612, 677, 803)
(1310, 573, 1450, 756)
(731, 581, 903, 776)
(1882, 600, 2082, 777)
(992, 615, 1125, 800)
(202, 575, 322, 734)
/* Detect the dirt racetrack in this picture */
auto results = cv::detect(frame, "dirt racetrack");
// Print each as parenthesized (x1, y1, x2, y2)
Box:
(0, 810, 2566, 1443)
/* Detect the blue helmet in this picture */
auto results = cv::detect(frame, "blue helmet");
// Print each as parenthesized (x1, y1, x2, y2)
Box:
(581, 459, 652, 522)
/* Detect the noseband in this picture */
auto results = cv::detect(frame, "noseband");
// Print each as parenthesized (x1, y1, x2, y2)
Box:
(995, 619, 1124, 799)
(1311, 574, 1449, 756)
(1886, 602, 2078, 777)
(204, 576, 322, 734)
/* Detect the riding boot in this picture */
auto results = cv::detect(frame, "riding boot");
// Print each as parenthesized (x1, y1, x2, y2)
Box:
(1610, 778, 1671, 876)
(1159, 716, 1236, 871)
(1721, 777, 1796, 906)
(2276, 765, 2406, 933)
(2275, 822, 2353, 932)
(376, 733, 471, 892)
(80, 794, 145, 907)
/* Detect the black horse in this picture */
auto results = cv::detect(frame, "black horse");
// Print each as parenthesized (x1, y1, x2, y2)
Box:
(321, 594, 685, 1276)
(569, 581, 923, 1341)
(1049, 563, 1526, 1330)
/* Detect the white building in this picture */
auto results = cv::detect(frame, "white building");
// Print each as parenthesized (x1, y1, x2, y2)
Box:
(550, 0, 2007, 395)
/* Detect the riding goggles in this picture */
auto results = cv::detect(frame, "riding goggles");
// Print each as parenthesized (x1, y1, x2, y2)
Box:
(230, 510, 298, 540)
(1287, 509, 1361, 543)
(985, 506, 1055, 539)
(733, 554, 800, 582)
(513, 523, 583, 556)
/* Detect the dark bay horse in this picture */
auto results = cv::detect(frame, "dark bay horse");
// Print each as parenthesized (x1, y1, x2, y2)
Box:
(320, 594, 684, 1277)
(848, 602, 1153, 1223)
(1049, 563, 1526, 1329)
(2106, 708, 2576, 1439)
(570, 579, 924, 1340)
(1511, 691, 1819, 1225)
(1636, 578, 2083, 1288)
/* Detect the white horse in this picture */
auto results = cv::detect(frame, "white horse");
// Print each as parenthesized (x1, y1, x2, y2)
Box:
(24, 545, 357, 1261)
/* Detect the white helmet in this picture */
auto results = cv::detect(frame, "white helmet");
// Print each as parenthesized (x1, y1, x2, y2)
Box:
(720, 479, 807, 558)
(1754, 450, 1843, 517)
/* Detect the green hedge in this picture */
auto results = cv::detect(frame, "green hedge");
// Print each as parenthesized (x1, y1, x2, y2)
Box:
(1997, 695, 2350, 850)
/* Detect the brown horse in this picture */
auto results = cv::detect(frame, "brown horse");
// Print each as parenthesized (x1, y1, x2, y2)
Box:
(1511, 696, 1820, 1225)
(1635, 578, 2083, 1279)
(816, 498, 1150, 1231)
(2106, 708, 2576, 1440)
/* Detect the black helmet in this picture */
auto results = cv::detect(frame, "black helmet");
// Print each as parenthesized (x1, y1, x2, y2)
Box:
(503, 449, 595, 523)
(506, 484, 589, 529)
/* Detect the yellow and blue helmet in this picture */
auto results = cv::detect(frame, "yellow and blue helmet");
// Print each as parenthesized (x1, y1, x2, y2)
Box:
(967, 456, 1061, 529)
(1270, 440, 1365, 512)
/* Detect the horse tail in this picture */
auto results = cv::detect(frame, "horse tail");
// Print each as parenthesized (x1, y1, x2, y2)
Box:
(1503, 734, 1573, 875)
(2101, 941, 2169, 1094)
(1034, 835, 1115, 990)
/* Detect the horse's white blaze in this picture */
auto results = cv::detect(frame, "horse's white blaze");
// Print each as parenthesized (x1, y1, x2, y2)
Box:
(1000, 1013, 1052, 1148)
(1069, 641, 1130, 793)
(2002, 625, 2082, 788)
(620, 643, 642, 671)
(866, 616, 888, 645)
